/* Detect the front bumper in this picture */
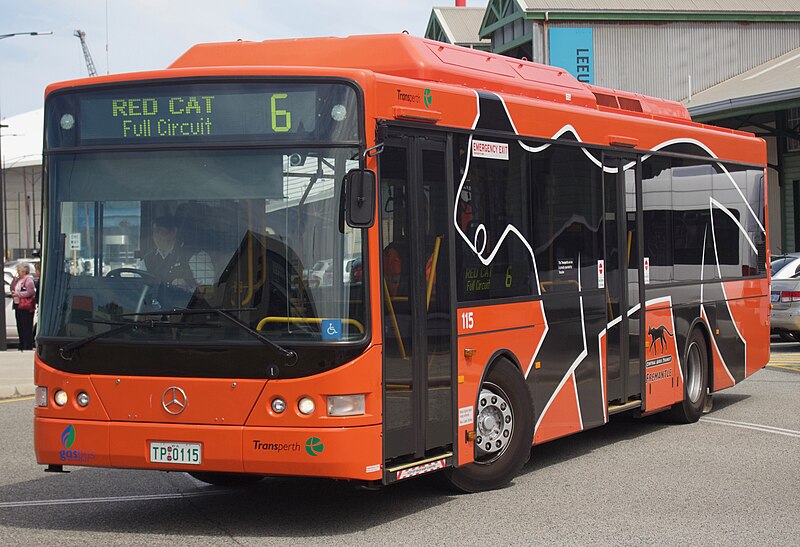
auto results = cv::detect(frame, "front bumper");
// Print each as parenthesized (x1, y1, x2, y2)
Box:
(35, 417, 383, 481)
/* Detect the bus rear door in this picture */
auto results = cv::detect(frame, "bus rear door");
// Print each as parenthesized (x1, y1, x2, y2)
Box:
(603, 154, 644, 408)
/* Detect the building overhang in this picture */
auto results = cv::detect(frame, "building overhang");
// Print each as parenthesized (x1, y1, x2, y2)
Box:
(686, 47, 800, 123)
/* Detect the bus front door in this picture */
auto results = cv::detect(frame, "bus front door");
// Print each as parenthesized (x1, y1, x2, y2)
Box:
(379, 132, 455, 474)
(603, 154, 643, 407)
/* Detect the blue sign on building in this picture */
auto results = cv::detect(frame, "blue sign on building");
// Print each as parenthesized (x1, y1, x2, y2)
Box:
(549, 28, 594, 85)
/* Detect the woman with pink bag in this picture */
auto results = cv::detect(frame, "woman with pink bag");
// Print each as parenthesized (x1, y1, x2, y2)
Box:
(10, 262, 36, 351)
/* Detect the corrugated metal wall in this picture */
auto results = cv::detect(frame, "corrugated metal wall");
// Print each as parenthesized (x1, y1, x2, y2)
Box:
(539, 21, 800, 101)
(782, 152, 800, 252)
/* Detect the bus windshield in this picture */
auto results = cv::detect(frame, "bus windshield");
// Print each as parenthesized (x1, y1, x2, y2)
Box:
(40, 147, 366, 345)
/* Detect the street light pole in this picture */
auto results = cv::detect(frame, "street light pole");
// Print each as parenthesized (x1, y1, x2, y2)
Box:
(0, 122, 7, 351)
(0, 32, 53, 40)
(0, 30, 52, 350)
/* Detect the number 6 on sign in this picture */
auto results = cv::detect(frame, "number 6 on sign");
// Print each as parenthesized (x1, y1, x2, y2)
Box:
(270, 93, 291, 132)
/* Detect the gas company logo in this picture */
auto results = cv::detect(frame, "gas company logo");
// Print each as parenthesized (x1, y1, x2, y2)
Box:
(61, 424, 75, 449)
(396, 458, 446, 481)
(305, 437, 324, 457)
(423, 88, 433, 108)
(59, 424, 96, 463)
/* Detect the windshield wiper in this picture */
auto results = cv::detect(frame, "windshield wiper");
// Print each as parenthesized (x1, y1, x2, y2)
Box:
(122, 308, 298, 366)
(59, 318, 218, 359)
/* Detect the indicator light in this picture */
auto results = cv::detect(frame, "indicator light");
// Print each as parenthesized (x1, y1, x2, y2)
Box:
(35, 387, 48, 407)
(327, 394, 365, 416)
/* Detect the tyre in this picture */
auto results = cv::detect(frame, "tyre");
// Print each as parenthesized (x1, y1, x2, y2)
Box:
(443, 358, 534, 493)
(668, 329, 709, 423)
(188, 472, 265, 487)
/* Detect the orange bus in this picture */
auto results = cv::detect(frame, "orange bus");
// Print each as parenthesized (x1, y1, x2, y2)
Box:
(34, 34, 769, 492)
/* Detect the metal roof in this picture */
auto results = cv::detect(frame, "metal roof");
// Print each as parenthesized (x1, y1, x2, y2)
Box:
(516, 0, 800, 12)
(432, 7, 490, 45)
(0, 108, 43, 170)
(686, 46, 800, 119)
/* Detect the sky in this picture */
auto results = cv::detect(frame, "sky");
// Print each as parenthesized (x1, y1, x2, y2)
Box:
(1, 0, 488, 118)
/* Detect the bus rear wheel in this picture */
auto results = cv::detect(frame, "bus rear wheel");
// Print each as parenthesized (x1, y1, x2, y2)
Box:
(443, 358, 534, 493)
(188, 472, 265, 487)
(668, 329, 708, 423)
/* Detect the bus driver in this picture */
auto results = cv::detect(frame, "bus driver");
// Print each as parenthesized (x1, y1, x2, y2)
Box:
(141, 214, 216, 288)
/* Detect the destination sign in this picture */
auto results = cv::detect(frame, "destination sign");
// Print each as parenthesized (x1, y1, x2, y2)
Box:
(79, 90, 316, 141)
(46, 82, 360, 147)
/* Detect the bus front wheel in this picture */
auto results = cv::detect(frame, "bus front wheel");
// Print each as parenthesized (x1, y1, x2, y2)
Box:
(188, 472, 265, 487)
(668, 329, 708, 423)
(443, 358, 534, 493)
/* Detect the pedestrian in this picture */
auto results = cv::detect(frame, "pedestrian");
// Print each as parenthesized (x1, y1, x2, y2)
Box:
(10, 262, 36, 351)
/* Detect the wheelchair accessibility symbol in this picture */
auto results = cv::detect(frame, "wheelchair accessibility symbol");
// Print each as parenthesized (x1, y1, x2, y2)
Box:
(321, 319, 343, 340)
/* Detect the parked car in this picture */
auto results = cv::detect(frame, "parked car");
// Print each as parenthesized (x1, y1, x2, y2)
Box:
(770, 253, 800, 342)
(771, 253, 800, 279)
(308, 259, 333, 287)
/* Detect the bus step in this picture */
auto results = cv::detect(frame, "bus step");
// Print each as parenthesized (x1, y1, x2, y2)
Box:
(608, 400, 642, 415)
(386, 452, 454, 483)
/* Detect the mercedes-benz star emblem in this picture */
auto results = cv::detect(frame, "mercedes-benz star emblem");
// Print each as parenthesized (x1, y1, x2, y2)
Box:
(162, 386, 187, 415)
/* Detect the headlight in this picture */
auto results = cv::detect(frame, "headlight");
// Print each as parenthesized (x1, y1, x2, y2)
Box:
(54, 390, 68, 407)
(76, 392, 90, 407)
(298, 397, 315, 415)
(327, 394, 365, 416)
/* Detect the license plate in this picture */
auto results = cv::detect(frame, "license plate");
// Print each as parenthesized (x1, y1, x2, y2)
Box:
(771, 292, 780, 303)
(149, 441, 202, 465)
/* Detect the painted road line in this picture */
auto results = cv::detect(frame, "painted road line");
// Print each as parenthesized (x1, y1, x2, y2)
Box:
(767, 364, 800, 373)
(0, 396, 34, 404)
(0, 490, 235, 509)
(701, 417, 800, 438)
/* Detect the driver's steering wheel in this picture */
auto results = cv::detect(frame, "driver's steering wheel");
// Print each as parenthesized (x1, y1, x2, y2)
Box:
(105, 268, 161, 315)
(105, 268, 159, 283)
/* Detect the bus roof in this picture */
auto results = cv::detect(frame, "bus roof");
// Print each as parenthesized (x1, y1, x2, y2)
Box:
(170, 34, 691, 122)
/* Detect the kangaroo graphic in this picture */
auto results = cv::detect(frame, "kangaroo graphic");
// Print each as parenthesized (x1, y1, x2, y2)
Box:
(648, 325, 674, 354)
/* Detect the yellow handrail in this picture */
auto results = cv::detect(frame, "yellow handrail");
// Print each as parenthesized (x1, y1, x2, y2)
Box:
(426, 235, 442, 312)
(383, 279, 408, 359)
(256, 316, 365, 334)
(540, 279, 579, 293)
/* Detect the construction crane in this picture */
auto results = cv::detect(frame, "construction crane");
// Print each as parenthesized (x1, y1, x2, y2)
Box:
(73, 29, 97, 77)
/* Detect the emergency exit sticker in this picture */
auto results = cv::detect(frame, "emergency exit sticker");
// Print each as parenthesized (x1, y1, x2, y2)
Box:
(472, 139, 509, 160)
(644, 257, 650, 285)
(597, 259, 605, 289)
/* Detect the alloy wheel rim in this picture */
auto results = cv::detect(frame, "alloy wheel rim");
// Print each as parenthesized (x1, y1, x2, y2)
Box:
(686, 341, 703, 404)
(474, 382, 514, 464)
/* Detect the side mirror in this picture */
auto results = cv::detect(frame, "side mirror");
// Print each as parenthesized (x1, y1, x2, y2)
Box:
(345, 169, 376, 228)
